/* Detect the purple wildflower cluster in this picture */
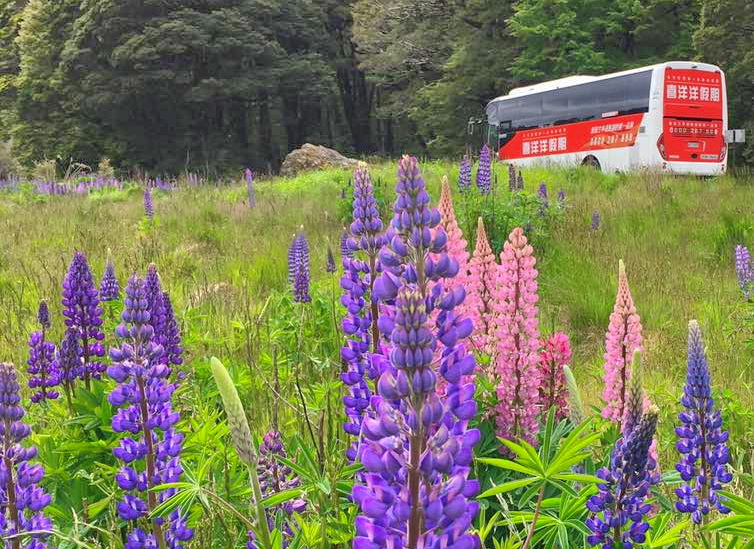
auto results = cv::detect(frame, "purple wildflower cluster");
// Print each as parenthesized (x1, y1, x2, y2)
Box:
(353, 156, 479, 549)
(288, 232, 311, 303)
(144, 188, 154, 221)
(476, 144, 491, 195)
(245, 168, 256, 208)
(27, 302, 61, 403)
(587, 407, 660, 548)
(457, 155, 471, 193)
(62, 251, 106, 388)
(0, 362, 53, 547)
(675, 320, 731, 523)
(735, 244, 752, 300)
(557, 189, 566, 209)
(108, 274, 193, 548)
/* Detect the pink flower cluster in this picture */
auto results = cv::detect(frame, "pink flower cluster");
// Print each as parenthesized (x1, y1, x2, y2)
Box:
(538, 332, 572, 421)
(601, 260, 643, 423)
(492, 227, 541, 445)
(463, 218, 499, 355)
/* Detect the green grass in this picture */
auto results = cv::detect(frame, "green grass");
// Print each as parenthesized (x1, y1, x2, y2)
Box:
(0, 161, 753, 542)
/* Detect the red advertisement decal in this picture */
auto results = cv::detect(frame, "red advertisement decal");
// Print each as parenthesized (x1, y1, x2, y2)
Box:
(664, 68, 723, 119)
(498, 113, 644, 161)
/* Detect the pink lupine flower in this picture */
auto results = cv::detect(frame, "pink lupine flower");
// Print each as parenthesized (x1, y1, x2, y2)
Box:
(437, 176, 470, 285)
(539, 332, 572, 421)
(493, 227, 541, 446)
(463, 217, 498, 354)
(601, 260, 643, 424)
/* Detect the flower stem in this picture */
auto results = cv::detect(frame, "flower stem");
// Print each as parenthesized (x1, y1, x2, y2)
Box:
(521, 486, 545, 549)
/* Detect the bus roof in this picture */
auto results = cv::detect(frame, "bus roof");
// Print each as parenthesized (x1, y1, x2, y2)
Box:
(487, 61, 722, 108)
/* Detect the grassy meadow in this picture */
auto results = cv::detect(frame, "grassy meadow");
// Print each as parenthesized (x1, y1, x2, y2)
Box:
(0, 160, 753, 546)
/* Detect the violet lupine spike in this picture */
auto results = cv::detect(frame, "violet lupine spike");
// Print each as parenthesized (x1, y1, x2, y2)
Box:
(27, 302, 61, 404)
(144, 264, 167, 347)
(62, 251, 106, 386)
(326, 246, 337, 273)
(340, 255, 373, 462)
(457, 155, 472, 193)
(591, 211, 601, 231)
(622, 356, 644, 437)
(100, 257, 121, 302)
(507, 164, 516, 192)
(734, 244, 752, 300)
(601, 260, 643, 425)
(108, 275, 193, 548)
(288, 232, 311, 303)
(58, 328, 83, 400)
(0, 363, 54, 546)
(356, 155, 479, 549)
(586, 408, 660, 548)
(675, 320, 732, 523)
(557, 189, 566, 209)
(340, 231, 353, 261)
(349, 163, 386, 256)
(538, 182, 548, 205)
(538, 332, 571, 421)
(161, 292, 184, 372)
(476, 144, 491, 195)
(245, 168, 256, 208)
(492, 227, 541, 447)
(144, 187, 154, 221)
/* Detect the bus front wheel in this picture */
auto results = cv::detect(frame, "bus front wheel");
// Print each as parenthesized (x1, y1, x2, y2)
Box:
(582, 155, 601, 171)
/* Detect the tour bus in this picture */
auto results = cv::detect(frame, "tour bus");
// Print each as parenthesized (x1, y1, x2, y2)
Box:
(485, 62, 731, 175)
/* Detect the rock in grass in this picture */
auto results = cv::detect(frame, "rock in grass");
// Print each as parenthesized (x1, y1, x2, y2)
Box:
(280, 143, 359, 177)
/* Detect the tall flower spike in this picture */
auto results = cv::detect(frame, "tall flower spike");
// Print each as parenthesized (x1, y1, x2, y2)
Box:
(492, 227, 541, 446)
(356, 156, 479, 549)
(462, 217, 498, 354)
(508, 164, 516, 192)
(245, 168, 256, 208)
(27, 301, 61, 403)
(734, 244, 752, 300)
(601, 260, 643, 425)
(326, 246, 337, 273)
(100, 255, 121, 302)
(586, 408, 660, 548)
(476, 144, 491, 195)
(62, 251, 105, 388)
(437, 176, 470, 289)
(109, 275, 193, 548)
(340, 231, 353, 261)
(161, 292, 184, 373)
(457, 155, 471, 193)
(591, 211, 601, 231)
(0, 363, 53, 547)
(557, 189, 566, 209)
(675, 320, 732, 523)
(622, 353, 644, 436)
(144, 187, 154, 221)
(144, 264, 167, 349)
(288, 233, 311, 303)
(516, 171, 524, 191)
(538, 332, 571, 421)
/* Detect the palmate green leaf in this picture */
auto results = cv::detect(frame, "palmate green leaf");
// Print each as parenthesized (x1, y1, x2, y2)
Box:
(479, 477, 537, 498)
(498, 439, 543, 472)
(476, 457, 539, 477)
(644, 514, 690, 548)
(552, 472, 603, 484)
(262, 488, 304, 507)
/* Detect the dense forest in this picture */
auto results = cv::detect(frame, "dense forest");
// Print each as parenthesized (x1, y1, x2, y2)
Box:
(0, 0, 751, 174)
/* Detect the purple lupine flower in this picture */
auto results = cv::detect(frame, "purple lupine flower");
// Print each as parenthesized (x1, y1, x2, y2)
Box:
(675, 320, 732, 523)
(476, 144, 491, 195)
(288, 233, 311, 303)
(100, 257, 121, 302)
(62, 251, 105, 388)
(144, 188, 154, 222)
(355, 155, 479, 549)
(516, 171, 524, 191)
(161, 292, 184, 373)
(0, 362, 53, 546)
(458, 155, 472, 193)
(591, 211, 601, 231)
(144, 264, 167, 347)
(538, 183, 548, 206)
(734, 245, 752, 300)
(57, 328, 83, 402)
(586, 408, 659, 548)
(340, 255, 373, 462)
(109, 275, 193, 548)
(349, 164, 385, 256)
(340, 231, 353, 261)
(326, 246, 337, 273)
(245, 168, 256, 208)
(557, 189, 566, 209)
(508, 164, 516, 192)
(27, 302, 61, 404)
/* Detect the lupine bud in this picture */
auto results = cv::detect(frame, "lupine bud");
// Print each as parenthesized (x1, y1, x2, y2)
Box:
(602, 260, 643, 424)
(457, 155, 471, 193)
(37, 301, 50, 330)
(288, 233, 311, 303)
(557, 189, 566, 209)
(349, 163, 386, 256)
(591, 211, 601, 231)
(100, 256, 121, 302)
(62, 251, 105, 387)
(675, 320, 732, 523)
(493, 227, 541, 446)
(0, 363, 53, 545)
(508, 164, 516, 192)
(326, 246, 337, 273)
(538, 332, 571, 420)
(144, 187, 154, 221)
(109, 275, 193, 548)
(476, 144, 491, 195)
(586, 408, 659, 548)
(210, 357, 256, 465)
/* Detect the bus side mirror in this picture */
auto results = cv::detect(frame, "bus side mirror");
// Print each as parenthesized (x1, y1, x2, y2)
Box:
(725, 129, 746, 143)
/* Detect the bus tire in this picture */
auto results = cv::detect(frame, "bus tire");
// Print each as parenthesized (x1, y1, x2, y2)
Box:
(582, 155, 601, 171)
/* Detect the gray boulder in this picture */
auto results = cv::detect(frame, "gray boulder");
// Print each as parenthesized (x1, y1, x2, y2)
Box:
(280, 143, 359, 177)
